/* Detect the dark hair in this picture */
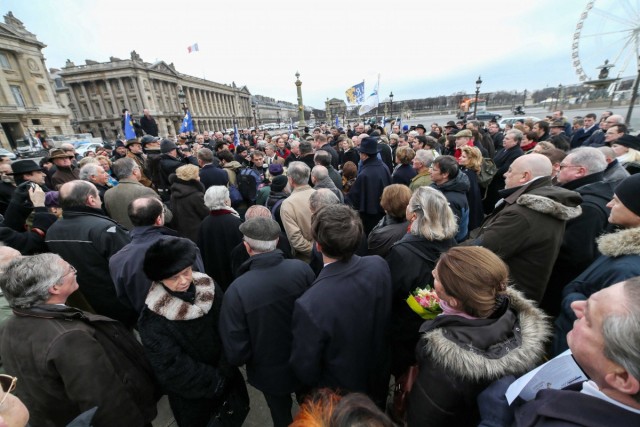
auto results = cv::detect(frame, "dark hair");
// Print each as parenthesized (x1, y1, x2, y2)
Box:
(299, 141, 313, 155)
(342, 161, 357, 180)
(414, 135, 427, 148)
(218, 149, 234, 163)
(539, 148, 567, 165)
(128, 197, 163, 227)
(534, 120, 550, 133)
(585, 113, 597, 120)
(312, 204, 362, 261)
(524, 131, 539, 142)
(549, 135, 570, 152)
(609, 124, 628, 134)
(433, 155, 459, 179)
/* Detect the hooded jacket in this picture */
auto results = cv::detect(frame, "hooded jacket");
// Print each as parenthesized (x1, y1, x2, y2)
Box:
(465, 177, 582, 302)
(407, 289, 551, 427)
(543, 173, 613, 315)
(169, 177, 209, 243)
(431, 171, 470, 242)
(552, 226, 640, 355)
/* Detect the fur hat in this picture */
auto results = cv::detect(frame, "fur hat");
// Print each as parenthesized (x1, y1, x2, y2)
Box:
(143, 237, 197, 281)
(239, 217, 280, 241)
(271, 175, 288, 192)
(161, 139, 178, 153)
(614, 134, 640, 151)
(359, 137, 381, 155)
(614, 174, 640, 217)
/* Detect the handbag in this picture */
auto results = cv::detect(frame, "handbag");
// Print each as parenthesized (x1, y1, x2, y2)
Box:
(391, 363, 420, 421)
(207, 368, 250, 427)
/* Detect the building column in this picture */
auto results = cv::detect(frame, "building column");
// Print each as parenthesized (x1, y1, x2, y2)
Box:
(67, 83, 82, 119)
(119, 78, 132, 111)
(106, 79, 119, 117)
(79, 83, 96, 118)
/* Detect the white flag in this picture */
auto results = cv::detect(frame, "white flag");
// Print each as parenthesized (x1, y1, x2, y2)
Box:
(358, 80, 379, 116)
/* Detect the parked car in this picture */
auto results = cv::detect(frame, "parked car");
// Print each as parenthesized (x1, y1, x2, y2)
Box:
(467, 111, 502, 121)
(0, 148, 17, 161)
(498, 116, 541, 129)
(75, 142, 103, 157)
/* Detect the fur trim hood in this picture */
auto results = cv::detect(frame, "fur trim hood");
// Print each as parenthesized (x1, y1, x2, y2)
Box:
(144, 272, 215, 321)
(597, 227, 640, 257)
(421, 288, 551, 382)
(516, 194, 582, 220)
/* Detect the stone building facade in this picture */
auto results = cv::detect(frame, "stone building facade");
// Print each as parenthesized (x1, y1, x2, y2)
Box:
(0, 12, 72, 150)
(57, 51, 253, 140)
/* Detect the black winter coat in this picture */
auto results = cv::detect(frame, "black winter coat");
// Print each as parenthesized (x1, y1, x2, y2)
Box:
(197, 210, 243, 291)
(461, 166, 484, 233)
(483, 145, 524, 213)
(170, 178, 209, 243)
(385, 234, 456, 376)
(45, 207, 137, 326)
(431, 172, 470, 242)
(138, 274, 233, 427)
(199, 164, 229, 190)
(345, 156, 391, 215)
(219, 250, 315, 394)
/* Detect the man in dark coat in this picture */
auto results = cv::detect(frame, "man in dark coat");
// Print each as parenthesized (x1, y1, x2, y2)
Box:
(220, 217, 315, 427)
(314, 134, 339, 170)
(157, 139, 198, 195)
(570, 113, 598, 148)
(345, 137, 391, 235)
(542, 147, 613, 316)
(290, 204, 392, 409)
(430, 155, 470, 242)
(483, 129, 524, 213)
(0, 253, 158, 426)
(109, 197, 204, 314)
(139, 108, 159, 136)
(463, 154, 582, 303)
(45, 180, 137, 327)
(0, 162, 15, 216)
(197, 147, 228, 190)
(49, 148, 80, 190)
(2, 159, 50, 232)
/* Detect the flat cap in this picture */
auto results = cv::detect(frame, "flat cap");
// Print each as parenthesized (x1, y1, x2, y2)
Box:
(239, 217, 280, 241)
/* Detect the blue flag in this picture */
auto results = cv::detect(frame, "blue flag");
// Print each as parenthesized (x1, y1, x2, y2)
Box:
(335, 115, 339, 127)
(179, 109, 194, 133)
(345, 81, 365, 105)
(233, 122, 240, 146)
(288, 119, 293, 132)
(123, 112, 136, 140)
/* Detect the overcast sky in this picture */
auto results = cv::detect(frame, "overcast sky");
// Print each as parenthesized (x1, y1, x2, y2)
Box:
(2, 0, 636, 108)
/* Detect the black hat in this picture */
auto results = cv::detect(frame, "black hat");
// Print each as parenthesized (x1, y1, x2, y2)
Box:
(239, 217, 281, 241)
(115, 140, 125, 148)
(359, 137, 381, 155)
(143, 237, 197, 281)
(8, 160, 44, 175)
(271, 175, 288, 192)
(160, 139, 178, 153)
(140, 135, 160, 146)
(415, 124, 427, 132)
(614, 174, 640, 217)
(614, 134, 640, 151)
(444, 121, 457, 128)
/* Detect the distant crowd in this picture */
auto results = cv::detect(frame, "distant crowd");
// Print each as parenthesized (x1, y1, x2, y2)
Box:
(0, 107, 638, 427)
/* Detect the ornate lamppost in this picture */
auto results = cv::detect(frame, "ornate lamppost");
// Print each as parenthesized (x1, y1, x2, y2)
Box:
(473, 76, 482, 118)
(389, 91, 394, 123)
(251, 102, 258, 129)
(295, 71, 306, 130)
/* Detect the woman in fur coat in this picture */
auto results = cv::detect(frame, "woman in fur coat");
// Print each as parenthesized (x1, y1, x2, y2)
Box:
(406, 246, 550, 427)
(138, 237, 246, 427)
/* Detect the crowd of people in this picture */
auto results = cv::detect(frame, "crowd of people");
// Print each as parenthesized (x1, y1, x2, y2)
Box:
(0, 108, 638, 427)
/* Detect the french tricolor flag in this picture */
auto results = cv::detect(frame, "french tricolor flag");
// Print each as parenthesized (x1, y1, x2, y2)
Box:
(187, 43, 199, 53)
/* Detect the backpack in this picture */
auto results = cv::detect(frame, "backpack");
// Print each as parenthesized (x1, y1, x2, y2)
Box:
(478, 158, 497, 189)
(237, 168, 258, 203)
(228, 184, 243, 207)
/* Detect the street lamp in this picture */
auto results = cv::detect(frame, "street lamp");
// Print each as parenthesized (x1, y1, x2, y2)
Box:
(389, 91, 394, 124)
(555, 84, 563, 110)
(473, 76, 482, 119)
(177, 87, 187, 114)
(276, 110, 281, 128)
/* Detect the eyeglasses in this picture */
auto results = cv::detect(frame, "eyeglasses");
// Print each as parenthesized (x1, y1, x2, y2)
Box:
(558, 164, 582, 170)
(0, 375, 17, 408)
(60, 265, 77, 281)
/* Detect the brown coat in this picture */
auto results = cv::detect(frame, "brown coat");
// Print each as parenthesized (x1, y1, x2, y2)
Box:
(126, 151, 153, 187)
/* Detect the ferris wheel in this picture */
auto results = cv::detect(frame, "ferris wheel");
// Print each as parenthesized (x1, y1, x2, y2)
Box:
(572, 0, 640, 82)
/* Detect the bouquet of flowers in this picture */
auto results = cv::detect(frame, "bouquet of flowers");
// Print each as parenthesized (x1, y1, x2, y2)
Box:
(406, 286, 442, 320)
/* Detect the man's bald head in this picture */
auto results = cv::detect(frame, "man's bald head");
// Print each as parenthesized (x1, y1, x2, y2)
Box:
(515, 154, 553, 178)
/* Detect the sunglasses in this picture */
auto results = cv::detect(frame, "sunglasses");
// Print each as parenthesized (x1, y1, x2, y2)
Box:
(0, 374, 17, 407)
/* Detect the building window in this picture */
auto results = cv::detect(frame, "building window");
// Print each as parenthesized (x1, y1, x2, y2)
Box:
(10, 85, 25, 106)
(94, 102, 102, 116)
(106, 101, 113, 115)
(32, 119, 41, 125)
(54, 78, 64, 89)
(128, 79, 134, 90)
(0, 52, 11, 69)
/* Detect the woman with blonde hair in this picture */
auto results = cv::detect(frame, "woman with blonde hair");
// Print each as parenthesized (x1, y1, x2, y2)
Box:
(406, 246, 549, 426)
(612, 134, 640, 172)
(385, 187, 457, 380)
(170, 164, 208, 243)
(458, 145, 484, 232)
